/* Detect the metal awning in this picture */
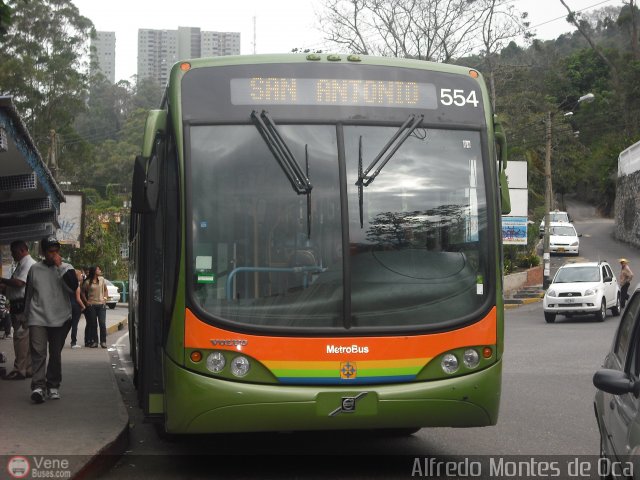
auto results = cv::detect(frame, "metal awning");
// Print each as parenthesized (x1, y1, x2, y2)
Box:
(0, 96, 64, 244)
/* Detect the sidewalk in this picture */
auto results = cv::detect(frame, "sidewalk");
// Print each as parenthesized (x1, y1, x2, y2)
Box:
(0, 306, 129, 479)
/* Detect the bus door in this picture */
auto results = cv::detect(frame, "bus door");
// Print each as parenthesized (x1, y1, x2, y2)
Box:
(131, 113, 179, 418)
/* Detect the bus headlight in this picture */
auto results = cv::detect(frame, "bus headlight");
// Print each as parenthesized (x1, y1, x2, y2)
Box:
(441, 354, 459, 374)
(231, 356, 250, 377)
(463, 349, 480, 369)
(206, 352, 226, 373)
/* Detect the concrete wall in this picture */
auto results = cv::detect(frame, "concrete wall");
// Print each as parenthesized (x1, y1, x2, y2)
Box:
(614, 170, 640, 248)
(503, 266, 543, 296)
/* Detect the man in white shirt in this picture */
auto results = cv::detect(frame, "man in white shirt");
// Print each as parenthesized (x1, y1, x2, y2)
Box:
(0, 240, 36, 380)
(26, 236, 78, 403)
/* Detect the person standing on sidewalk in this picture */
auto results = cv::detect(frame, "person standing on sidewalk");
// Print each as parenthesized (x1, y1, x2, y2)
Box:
(25, 236, 78, 403)
(69, 269, 86, 348)
(619, 258, 634, 309)
(81, 266, 109, 348)
(0, 240, 36, 380)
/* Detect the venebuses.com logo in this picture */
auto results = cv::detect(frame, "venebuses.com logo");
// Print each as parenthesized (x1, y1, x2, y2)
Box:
(6, 455, 71, 479)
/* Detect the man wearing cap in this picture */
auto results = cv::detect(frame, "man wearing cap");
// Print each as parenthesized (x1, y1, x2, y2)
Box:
(619, 258, 634, 309)
(0, 240, 36, 380)
(24, 236, 78, 404)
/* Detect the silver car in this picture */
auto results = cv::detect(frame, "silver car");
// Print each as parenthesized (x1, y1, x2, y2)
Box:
(594, 286, 640, 478)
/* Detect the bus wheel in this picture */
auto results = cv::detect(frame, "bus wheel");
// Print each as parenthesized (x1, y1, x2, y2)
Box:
(544, 312, 556, 323)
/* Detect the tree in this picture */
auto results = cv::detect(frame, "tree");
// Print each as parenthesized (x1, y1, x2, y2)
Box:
(318, 0, 489, 62)
(0, 0, 93, 152)
(0, 0, 11, 38)
(477, 0, 531, 109)
(560, 0, 621, 86)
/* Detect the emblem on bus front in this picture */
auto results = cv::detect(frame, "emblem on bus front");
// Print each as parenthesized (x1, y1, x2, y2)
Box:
(340, 361, 357, 379)
(329, 392, 368, 416)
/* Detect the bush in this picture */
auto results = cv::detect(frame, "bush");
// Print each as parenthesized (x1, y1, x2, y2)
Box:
(503, 245, 540, 275)
(516, 251, 540, 268)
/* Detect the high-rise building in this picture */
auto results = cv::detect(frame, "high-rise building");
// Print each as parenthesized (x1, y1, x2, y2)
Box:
(138, 27, 240, 86)
(201, 31, 241, 57)
(92, 31, 116, 83)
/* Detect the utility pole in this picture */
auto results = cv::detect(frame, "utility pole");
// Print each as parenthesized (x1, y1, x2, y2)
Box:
(541, 93, 594, 289)
(47, 129, 57, 180)
(542, 111, 552, 289)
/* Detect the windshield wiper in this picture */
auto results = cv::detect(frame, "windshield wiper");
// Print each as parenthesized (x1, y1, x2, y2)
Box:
(356, 114, 424, 228)
(252, 110, 313, 239)
(251, 110, 312, 195)
(357, 114, 424, 188)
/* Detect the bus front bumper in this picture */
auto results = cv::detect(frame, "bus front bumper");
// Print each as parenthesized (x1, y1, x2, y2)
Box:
(163, 357, 502, 434)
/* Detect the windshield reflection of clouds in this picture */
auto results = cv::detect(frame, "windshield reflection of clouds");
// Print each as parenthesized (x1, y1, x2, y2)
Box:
(346, 126, 485, 247)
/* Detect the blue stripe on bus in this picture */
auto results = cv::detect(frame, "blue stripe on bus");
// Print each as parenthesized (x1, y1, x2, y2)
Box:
(277, 375, 417, 385)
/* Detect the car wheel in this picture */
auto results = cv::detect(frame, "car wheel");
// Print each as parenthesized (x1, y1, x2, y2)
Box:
(544, 312, 556, 323)
(611, 294, 621, 316)
(108, 303, 116, 309)
(595, 299, 606, 322)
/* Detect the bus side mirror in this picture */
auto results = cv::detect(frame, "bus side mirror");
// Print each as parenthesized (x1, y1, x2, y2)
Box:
(131, 155, 159, 213)
(132, 110, 166, 214)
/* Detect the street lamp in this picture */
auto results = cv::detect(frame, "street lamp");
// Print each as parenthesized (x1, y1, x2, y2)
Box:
(542, 93, 595, 289)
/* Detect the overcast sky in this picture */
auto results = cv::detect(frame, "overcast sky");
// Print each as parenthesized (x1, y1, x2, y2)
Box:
(71, 0, 620, 83)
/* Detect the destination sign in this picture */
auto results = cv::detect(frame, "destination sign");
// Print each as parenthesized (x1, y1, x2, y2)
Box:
(230, 77, 438, 109)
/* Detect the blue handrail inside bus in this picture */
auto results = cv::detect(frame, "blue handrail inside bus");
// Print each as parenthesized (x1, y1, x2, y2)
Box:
(226, 266, 326, 301)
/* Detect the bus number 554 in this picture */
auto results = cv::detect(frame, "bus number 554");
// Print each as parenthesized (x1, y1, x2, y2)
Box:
(440, 88, 479, 108)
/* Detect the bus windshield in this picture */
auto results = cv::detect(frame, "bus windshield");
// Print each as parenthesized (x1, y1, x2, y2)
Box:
(189, 123, 489, 330)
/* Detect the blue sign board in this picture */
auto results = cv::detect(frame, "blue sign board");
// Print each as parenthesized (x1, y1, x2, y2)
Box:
(502, 216, 527, 245)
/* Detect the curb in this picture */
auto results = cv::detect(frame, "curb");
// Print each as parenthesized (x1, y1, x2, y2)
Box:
(74, 424, 129, 480)
(505, 297, 543, 309)
(106, 317, 128, 335)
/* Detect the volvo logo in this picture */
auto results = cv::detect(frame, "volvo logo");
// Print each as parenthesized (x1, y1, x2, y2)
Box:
(329, 392, 368, 416)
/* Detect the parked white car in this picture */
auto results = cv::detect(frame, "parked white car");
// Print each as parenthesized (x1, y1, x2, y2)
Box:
(105, 279, 120, 309)
(547, 222, 581, 255)
(543, 261, 620, 323)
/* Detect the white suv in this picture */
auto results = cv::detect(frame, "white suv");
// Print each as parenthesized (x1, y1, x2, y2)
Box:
(543, 261, 620, 323)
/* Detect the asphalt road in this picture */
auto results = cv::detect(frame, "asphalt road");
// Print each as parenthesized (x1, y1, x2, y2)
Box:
(101, 204, 638, 479)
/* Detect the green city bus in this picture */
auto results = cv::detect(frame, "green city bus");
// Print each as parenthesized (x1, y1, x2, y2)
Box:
(129, 53, 510, 434)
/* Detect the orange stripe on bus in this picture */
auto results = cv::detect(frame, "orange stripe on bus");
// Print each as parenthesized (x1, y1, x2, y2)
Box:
(184, 308, 496, 361)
